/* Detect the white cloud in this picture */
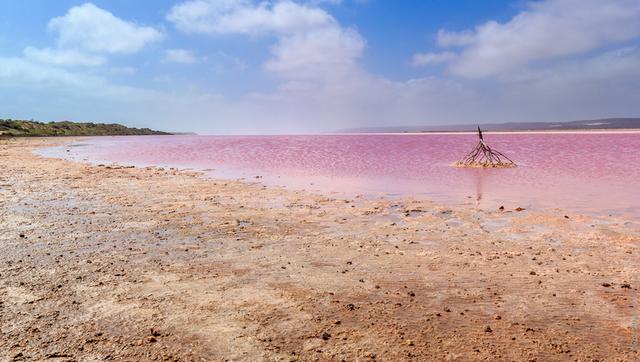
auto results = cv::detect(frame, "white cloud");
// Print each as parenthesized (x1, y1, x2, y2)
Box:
(167, 0, 334, 35)
(23, 46, 106, 67)
(308, 0, 343, 5)
(18, 3, 163, 73)
(163, 49, 199, 64)
(167, 0, 364, 84)
(0, 57, 92, 88)
(0, 58, 162, 103)
(49, 2, 163, 54)
(411, 51, 455, 67)
(436, 29, 475, 47)
(266, 26, 365, 80)
(414, 0, 640, 78)
(108, 66, 137, 75)
(168, 0, 363, 82)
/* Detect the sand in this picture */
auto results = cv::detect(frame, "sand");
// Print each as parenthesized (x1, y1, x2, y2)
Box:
(1, 137, 639, 361)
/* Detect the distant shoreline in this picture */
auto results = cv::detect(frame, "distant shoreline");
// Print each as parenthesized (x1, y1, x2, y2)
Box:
(332, 129, 640, 135)
(340, 117, 640, 134)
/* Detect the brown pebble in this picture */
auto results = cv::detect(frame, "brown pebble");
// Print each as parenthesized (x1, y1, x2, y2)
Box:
(345, 303, 356, 311)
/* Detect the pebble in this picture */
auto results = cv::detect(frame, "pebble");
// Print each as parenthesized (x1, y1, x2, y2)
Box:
(345, 303, 357, 311)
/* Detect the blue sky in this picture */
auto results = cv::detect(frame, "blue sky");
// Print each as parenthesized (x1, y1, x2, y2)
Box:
(1, 0, 639, 134)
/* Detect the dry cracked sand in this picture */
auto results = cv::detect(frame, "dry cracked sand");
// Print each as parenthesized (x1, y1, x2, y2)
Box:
(1, 137, 640, 361)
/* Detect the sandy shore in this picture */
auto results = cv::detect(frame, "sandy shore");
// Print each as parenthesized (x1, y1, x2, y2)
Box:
(1, 137, 639, 361)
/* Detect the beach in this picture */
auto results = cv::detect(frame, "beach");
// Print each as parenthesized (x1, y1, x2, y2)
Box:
(1, 137, 639, 361)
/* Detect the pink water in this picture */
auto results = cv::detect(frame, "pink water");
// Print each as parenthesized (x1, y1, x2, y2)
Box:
(48, 133, 640, 217)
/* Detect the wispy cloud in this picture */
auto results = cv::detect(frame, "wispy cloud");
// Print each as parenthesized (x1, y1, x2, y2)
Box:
(23, 47, 106, 67)
(166, 0, 334, 35)
(163, 48, 199, 64)
(414, 0, 640, 78)
(411, 51, 455, 67)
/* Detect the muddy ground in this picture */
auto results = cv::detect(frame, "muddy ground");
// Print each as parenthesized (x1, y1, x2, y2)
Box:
(1, 137, 639, 361)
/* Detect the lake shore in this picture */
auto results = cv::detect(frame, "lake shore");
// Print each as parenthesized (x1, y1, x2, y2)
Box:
(1, 137, 639, 361)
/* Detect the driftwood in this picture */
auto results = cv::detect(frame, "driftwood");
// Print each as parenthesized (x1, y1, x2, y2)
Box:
(453, 127, 516, 168)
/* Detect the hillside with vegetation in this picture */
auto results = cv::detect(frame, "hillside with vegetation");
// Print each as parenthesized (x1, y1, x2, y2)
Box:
(0, 119, 170, 137)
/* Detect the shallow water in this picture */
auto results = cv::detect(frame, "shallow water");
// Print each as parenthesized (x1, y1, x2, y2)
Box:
(42, 133, 640, 217)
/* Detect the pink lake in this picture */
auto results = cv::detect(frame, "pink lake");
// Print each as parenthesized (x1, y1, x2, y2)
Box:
(46, 133, 640, 217)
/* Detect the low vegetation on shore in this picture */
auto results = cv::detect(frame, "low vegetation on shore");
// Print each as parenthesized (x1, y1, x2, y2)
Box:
(0, 119, 170, 137)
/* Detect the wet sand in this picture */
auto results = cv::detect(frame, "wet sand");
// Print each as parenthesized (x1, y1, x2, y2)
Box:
(1, 137, 639, 361)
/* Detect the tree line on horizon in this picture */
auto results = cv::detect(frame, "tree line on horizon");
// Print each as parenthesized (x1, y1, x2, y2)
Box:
(0, 119, 169, 137)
